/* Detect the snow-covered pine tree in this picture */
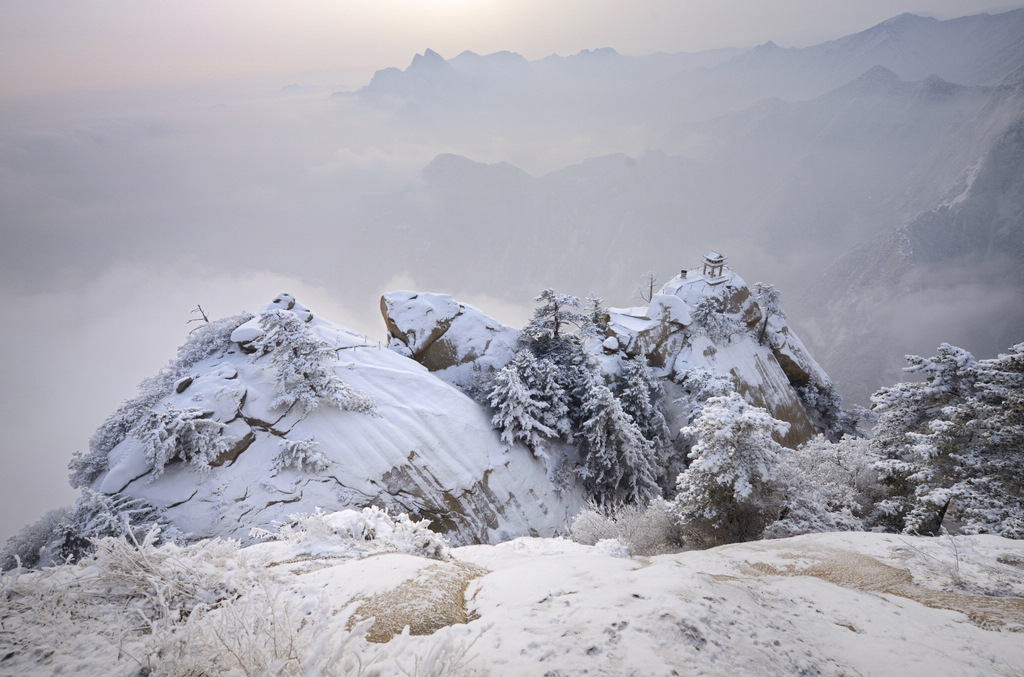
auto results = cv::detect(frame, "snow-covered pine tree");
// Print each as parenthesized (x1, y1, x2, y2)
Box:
(522, 289, 587, 341)
(674, 392, 789, 546)
(615, 355, 673, 489)
(515, 351, 572, 439)
(871, 342, 1024, 537)
(583, 293, 609, 337)
(273, 437, 330, 474)
(249, 309, 375, 415)
(577, 383, 660, 508)
(137, 406, 231, 479)
(797, 379, 862, 442)
(69, 312, 253, 488)
(690, 296, 741, 343)
(489, 351, 568, 456)
(869, 343, 979, 533)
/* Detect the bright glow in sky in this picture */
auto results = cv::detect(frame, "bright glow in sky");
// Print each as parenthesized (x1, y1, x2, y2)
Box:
(1, 0, 1020, 95)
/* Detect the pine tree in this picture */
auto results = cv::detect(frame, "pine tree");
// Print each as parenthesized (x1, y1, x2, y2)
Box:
(137, 406, 231, 479)
(577, 384, 660, 507)
(797, 379, 861, 442)
(751, 282, 786, 345)
(583, 293, 609, 337)
(522, 289, 587, 341)
(870, 342, 1024, 537)
(69, 312, 253, 488)
(488, 351, 568, 456)
(674, 392, 789, 546)
(250, 309, 375, 415)
(615, 355, 673, 488)
(690, 296, 741, 343)
(515, 351, 572, 440)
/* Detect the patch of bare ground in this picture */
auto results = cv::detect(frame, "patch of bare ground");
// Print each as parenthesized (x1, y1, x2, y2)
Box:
(743, 548, 1024, 632)
(346, 561, 489, 643)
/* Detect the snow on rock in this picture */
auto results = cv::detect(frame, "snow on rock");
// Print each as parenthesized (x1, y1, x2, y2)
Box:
(381, 290, 522, 389)
(608, 266, 826, 447)
(230, 293, 313, 346)
(89, 294, 584, 546)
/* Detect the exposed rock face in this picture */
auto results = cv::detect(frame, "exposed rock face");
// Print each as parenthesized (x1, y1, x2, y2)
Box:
(381, 291, 522, 390)
(92, 295, 583, 546)
(607, 268, 829, 447)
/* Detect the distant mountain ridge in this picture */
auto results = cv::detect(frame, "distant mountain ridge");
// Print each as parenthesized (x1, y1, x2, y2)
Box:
(349, 8, 1024, 125)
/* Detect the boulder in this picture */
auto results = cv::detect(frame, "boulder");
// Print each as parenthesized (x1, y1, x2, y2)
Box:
(381, 291, 522, 389)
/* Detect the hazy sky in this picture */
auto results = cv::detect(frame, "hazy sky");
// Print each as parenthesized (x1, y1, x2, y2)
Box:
(1, 0, 1021, 544)
(1, 0, 1020, 95)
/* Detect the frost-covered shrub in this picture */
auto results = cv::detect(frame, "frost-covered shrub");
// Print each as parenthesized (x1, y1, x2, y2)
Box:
(764, 435, 882, 539)
(250, 309, 376, 415)
(3, 490, 177, 569)
(570, 500, 685, 556)
(137, 406, 231, 479)
(674, 393, 789, 547)
(69, 312, 253, 488)
(0, 535, 483, 676)
(87, 529, 246, 620)
(1, 506, 70, 570)
(252, 507, 450, 560)
(273, 437, 330, 473)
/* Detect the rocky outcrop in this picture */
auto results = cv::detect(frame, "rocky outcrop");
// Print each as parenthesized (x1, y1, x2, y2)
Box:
(381, 291, 522, 389)
(606, 268, 829, 447)
(92, 295, 583, 546)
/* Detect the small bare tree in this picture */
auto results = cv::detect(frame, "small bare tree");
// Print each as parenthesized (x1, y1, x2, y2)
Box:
(637, 272, 659, 303)
(187, 304, 210, 334)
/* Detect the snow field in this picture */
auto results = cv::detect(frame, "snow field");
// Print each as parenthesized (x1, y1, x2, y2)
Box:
(3, 526, 1022, 676)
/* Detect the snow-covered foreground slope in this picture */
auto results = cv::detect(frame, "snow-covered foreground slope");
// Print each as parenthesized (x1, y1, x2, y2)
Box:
(4, 523, 1022, 676)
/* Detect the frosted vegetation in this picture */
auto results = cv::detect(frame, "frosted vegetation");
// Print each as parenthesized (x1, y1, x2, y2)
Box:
(3, 510, 1023, 675)
(248, 309, 376, 416)
(1, 510, 477, 675)
(67, 312, 255, 489)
